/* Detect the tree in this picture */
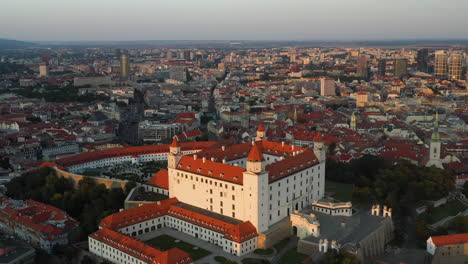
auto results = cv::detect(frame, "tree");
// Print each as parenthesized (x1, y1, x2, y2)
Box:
(125, 181, 137, 195)
(321, 249, 359, 264)
(463, 181, 468, 197)
(415, 220, 430, 240)
(81, 255, 96, 264)
(451, 216, 468, 233)
(327, 142, 337, 156)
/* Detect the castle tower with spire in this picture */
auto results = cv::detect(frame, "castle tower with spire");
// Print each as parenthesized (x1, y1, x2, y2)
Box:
(168, 137, 183, 169)
(255, 124, 266, 141)
(426, 112, 443, 169)
(243, 144, 269, 232)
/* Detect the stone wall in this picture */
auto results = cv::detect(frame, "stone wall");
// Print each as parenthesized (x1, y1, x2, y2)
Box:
(298, 239, 319, 255)
(258, 217, 292, 249)
(52, 167, 128, 189)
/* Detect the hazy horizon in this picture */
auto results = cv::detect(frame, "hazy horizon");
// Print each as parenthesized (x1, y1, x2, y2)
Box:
(2, 0, 468, 42)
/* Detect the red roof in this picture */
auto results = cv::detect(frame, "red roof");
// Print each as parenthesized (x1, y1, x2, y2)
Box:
(266, 150, 319, 182)
(247, 144, 264, 161)
(147, 169, 169, 190)
(257, 124, 265, 132)
(314, 132, 325, 142)
(0, 197, 79, 241)
(431, 233, 468, 246)
(98, 198, 258, 244)
(170, 137, 180, 148)
(100, 198, 178, 230)
(53, 141, 217, 167)
(90, 228, 192, 264)
(177, 156, 246, 185)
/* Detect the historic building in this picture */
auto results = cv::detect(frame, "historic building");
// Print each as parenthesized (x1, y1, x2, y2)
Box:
(427, 233, 468, 264)
(0, 197, 79, 253)
(87, 125, 327, 263)
(291, 202, 394, 262)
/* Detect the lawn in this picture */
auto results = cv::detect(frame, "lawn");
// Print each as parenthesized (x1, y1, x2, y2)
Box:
(242, 258, 270, 264)
(253, 248, 274, 255)
(146, 234, 211, 260)
(325, 180, 353, 202)
(279, 247, 308, 264)
(424, 200, 468, 223)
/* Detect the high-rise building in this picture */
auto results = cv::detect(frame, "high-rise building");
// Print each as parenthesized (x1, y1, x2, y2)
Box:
(416, 48, 429, 72)
(377, 59, 387, 77)
(120, 52, 130, 81)
(357, 55, 368, 79)
(448, 52, 464, 81)
(39, 62, 48, 77)
(394, 59, 408, 78)
(320, 78, 335, 96)
(434, 51, 448, 79)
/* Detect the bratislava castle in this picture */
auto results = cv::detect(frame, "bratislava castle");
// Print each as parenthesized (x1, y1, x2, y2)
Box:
(168, 124, 326, 235)
(87, 125, 327, 263)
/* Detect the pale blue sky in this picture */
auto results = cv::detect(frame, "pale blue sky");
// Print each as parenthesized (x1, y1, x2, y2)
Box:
(2, 0, 468, 41)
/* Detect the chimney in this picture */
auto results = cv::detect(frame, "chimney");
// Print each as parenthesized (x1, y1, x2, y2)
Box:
(193, 155, 197, 160)
(211, 157, 215, 161)
(202, 157, 206, 163)
(282, 141, 285, 147)
(222, 146, 225, 151)
(222, 159, 226, 164)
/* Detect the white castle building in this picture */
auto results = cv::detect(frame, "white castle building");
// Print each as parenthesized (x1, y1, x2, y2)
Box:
(87, 125, 327, 264)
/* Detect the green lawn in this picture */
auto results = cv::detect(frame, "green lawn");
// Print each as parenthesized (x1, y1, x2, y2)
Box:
(279, 248, 308, 264)
(325, 180, 353, 202)
(146, 234, 211, 260)
(253, 248, 274, 255)
(242, 258, 270, 264)
(424, 200, 468, 223)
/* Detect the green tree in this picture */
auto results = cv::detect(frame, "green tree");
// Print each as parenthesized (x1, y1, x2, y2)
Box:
(415, 220, 430, 240)
(463, 181, 468, 196)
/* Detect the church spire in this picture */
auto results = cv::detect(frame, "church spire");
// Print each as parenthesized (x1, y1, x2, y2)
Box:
(431, 112, 440, 141)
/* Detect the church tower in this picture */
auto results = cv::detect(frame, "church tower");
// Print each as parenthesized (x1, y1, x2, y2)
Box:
(426, 113, 443, 169)
(168, 137, 182, 169)
(293, 107, 298, 124)
(350, 111, 357, 131)
(314, 132, 326, 163)
(255, 124, 266, 141)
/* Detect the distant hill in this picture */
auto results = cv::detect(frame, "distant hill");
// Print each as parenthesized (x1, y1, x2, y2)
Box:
(0, 38, 35, 49)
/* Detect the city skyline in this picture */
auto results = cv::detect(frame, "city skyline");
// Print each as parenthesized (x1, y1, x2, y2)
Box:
(2, 0, 468, 41)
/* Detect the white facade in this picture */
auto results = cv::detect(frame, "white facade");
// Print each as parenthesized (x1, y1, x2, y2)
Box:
(168, 140, 326, 234)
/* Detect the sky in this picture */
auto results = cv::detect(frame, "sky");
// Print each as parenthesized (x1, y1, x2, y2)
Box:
(2, 0, 468, 41)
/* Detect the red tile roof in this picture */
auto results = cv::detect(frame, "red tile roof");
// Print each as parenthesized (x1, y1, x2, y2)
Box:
(177, 156, 246, 185)
(314, 132, 325, 142)
(147, 170, 169, 190)
(247, 145, 264, 161)
(257, 124, 265, 132)
(98, 198, 258, 244)
(100, 198, 178, 230)
(90, 228, 192, 264)
(170, 138, 180, 148)
(431, 233, 468, 246)
(266, 150, 319, 182)
(0, 197, 79, 241)
(53, 141, 217, 167)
